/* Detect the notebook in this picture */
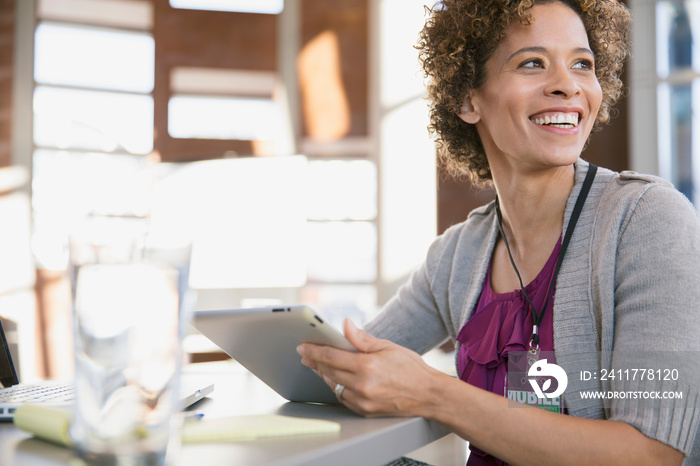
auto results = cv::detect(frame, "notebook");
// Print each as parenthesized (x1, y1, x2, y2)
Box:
(14, 405, 341, 447)
(0, 317, 213, 421)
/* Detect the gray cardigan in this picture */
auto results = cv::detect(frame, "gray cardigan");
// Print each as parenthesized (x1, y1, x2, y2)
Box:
(366, 159, 700, 460)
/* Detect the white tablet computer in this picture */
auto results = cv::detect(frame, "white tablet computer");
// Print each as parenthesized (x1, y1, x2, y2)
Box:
(192, 305, 357, 404)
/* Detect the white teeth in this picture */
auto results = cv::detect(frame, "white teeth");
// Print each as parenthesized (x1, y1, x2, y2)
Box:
(530, 113, 579, 127)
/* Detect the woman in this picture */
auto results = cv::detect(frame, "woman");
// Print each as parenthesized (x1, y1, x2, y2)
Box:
(297, 1, 700, 464)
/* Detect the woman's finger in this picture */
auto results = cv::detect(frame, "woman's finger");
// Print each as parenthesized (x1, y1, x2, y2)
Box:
(343, 319, 387, 353)
(297, 343, 357, 383)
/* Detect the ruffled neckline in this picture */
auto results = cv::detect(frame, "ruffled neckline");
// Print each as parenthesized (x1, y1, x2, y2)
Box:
(457, 236, 561, 378)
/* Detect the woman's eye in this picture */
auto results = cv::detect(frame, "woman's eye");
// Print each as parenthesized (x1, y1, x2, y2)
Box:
(573, 59, 594, 70)
(519, 58, 544, 69)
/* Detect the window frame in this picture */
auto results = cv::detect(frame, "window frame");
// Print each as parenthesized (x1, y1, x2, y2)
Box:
(629, 0, 700, 208)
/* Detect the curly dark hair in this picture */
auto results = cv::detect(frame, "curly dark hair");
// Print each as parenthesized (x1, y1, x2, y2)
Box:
(417, 0, 631, 184)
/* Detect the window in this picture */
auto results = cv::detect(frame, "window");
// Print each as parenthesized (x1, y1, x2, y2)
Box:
(34, 23, 154, 92)
(301, 159, 378, 327)
(168, 96, 282, 141)
(29, 0, 381, 326)
(168, 67, 285, 144)
(32, 11, 155, 270)
(160, 2, 379, 325)
(152, 157, 309, 290)
(630, 0, 700, 208)
(169, 0, 284, 15)
(656, 1, 700, 204)
(34, 87, 154, 154)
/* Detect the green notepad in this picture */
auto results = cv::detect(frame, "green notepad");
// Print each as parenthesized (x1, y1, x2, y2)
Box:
(13, 404, 73, 447)
(181, 414, 341, 443)
(13, 404, 341, 447)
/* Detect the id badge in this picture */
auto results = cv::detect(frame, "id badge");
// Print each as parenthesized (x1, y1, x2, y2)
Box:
(505, 350, 563, 413)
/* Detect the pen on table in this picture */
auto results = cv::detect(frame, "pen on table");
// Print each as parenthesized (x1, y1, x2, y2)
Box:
(184, 412, 205, 422)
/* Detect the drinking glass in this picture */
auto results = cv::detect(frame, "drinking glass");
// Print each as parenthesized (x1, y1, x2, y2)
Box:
(68, 216, 192, 465)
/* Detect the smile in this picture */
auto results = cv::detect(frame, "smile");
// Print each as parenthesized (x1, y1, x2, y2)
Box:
(529, 112, 579, 129)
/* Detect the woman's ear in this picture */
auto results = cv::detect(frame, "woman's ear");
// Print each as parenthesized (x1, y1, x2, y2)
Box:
(458, 94, 480, 124)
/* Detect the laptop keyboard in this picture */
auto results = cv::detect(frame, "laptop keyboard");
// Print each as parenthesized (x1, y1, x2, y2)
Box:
(0, 383, 75, 403)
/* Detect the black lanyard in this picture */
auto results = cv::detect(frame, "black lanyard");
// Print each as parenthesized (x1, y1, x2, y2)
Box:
(494, 163, 598, 349)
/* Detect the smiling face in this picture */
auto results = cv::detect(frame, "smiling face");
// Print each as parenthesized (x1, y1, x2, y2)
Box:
(458, 2, 603, 175)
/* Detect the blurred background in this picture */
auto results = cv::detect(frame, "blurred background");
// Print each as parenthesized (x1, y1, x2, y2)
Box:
(0, 0, 696, 381)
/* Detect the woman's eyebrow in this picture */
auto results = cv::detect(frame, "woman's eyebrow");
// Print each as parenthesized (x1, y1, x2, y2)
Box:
(505, 46, 595, 63)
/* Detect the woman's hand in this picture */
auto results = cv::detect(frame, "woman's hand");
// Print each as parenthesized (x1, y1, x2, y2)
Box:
(298, 321, 685, 465)
(296, 319, 445, 418)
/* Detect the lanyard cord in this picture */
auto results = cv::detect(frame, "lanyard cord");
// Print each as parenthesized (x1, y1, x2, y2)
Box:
(494, 163, 598, 348)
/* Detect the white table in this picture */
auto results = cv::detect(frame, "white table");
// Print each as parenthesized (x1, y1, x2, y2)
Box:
(0, 361, 455, 466)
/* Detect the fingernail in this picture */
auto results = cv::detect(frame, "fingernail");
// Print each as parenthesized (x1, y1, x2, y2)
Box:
(296, 345, 305, 356)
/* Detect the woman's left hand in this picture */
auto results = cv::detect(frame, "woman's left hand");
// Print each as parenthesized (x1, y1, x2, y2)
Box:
(296, 320, 444, 418)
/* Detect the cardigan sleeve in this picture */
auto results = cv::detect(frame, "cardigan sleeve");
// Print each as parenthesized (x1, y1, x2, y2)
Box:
(607, 180, 700, 456)
(363, 231, 453, 355)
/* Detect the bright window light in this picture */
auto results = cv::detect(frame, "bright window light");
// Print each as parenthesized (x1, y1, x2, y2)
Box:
(35, 23, 154, 93)
(307, 160, 377, 221)
(32, 150, 155, 269)
(169, 0, 283, 14)
(307, 222, 377, 283)
(152, 157, 308, 289)
(34, 86, 154, 154)
(168, 95, 282, 140)
(299, 284, 377, 328)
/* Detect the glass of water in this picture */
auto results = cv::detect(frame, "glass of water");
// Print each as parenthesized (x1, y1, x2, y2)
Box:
(68, 216, 192, 465)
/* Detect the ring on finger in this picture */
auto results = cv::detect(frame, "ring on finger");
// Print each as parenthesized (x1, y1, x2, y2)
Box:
(334, 383, 346, 400)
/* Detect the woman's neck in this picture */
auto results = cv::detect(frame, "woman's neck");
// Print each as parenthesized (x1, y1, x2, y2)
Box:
(492, 164, 575, 260)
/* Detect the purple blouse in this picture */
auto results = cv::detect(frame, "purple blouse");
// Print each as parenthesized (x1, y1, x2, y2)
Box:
(456, 237, 561, 465)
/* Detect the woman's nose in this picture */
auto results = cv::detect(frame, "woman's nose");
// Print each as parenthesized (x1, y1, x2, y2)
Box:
(544, 66, 582, 98)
